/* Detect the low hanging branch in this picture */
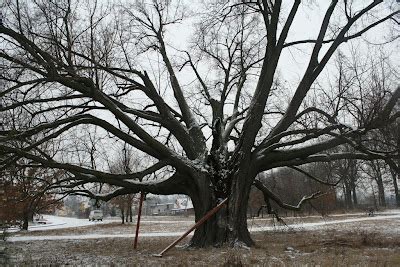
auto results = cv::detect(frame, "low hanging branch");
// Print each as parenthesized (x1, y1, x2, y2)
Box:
(288, 166, 340, 186)
(64, 188, 135, 202)
(254, 179, 324, 211)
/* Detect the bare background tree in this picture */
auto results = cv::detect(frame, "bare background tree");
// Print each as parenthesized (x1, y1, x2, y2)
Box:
(108, 143, 140, 224)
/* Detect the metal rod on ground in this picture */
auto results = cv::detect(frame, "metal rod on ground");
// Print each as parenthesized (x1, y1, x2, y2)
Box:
(153, 198, 228, 257)
(134, 191, 145, 249)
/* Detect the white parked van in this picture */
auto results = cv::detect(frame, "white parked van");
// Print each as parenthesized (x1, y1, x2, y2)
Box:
(89, 210, 103, 221)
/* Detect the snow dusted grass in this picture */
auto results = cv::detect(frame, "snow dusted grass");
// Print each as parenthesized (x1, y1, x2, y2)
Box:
(3, 210, 400, 265)
(10, 220, 194, 238)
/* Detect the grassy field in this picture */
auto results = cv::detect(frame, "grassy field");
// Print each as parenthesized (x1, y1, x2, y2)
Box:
(3, 212, 400, 266)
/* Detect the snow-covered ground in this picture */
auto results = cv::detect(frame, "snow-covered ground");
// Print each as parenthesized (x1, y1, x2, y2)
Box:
(7, 215, 120, 233)
(8, 210, 400, 242)
(11, 209, 399, 233)
(250, 213, 400, 232)
(8, 215, 195, 233)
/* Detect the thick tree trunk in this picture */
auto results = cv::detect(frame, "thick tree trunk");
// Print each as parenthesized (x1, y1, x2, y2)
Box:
(188, 174, 224, 247)
(227, 168, 254, 247)
(188, 166, 255, 247)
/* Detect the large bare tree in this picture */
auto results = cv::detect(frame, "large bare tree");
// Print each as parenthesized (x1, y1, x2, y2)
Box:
(1, 0, 399, 247)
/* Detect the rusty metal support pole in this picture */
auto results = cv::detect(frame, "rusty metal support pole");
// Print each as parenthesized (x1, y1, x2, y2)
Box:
(153, 198, 228, 257)
(134, 191, 145, 249)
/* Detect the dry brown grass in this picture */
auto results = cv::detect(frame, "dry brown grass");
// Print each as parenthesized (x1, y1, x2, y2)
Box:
(5, 213, 400, 266)
(5, 228, 400, 266)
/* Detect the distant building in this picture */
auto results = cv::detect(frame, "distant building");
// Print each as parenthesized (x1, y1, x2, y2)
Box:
(144, 195, 194, 215)
(149, 203, 175, 215)
(171, 197, 194, 215)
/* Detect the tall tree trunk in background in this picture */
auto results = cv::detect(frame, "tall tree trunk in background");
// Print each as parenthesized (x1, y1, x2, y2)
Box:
(371, 161, 386, 207)
(21, 208, 32, 230)
(350, 177, 358, 207)
(376, 175, 386, 207)
(120, 207, 125, 224)
(344, 182, 353, 209)
(128, 196, 133, 222)
(351, 187, 358, 207)
(389, 167, 400, 207)
(22, 214, 29, 230)
(29, 212, 34, 221)
(342, 184, 347, 208)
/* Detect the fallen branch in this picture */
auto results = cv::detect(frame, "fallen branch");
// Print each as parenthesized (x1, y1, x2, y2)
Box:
(254, 179, 324, 211)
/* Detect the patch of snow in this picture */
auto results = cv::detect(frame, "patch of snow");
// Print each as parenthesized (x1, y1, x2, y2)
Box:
(7, 215, 118, 232)
(233, 239, 251, 250)
(250, 213, 400, 232)
(249, 209, 400, 222)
